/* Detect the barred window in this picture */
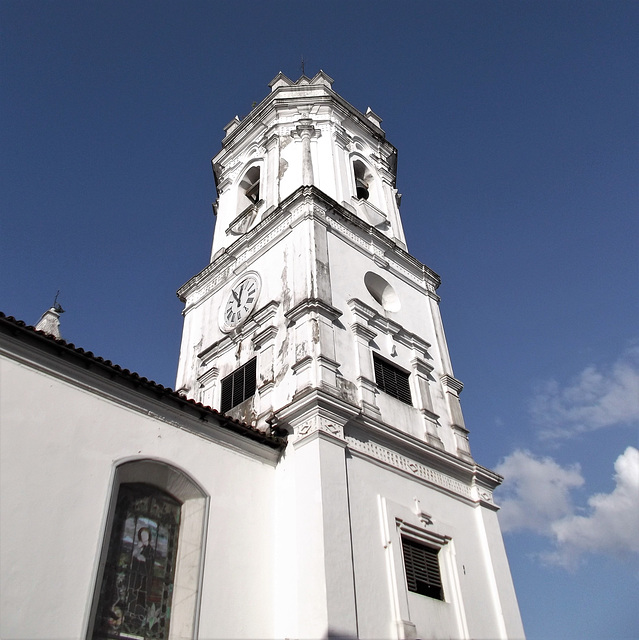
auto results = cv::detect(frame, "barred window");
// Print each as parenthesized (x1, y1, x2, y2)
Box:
(401, 536, 443, 600)
(373, 354, 412, 405)
(92, 484, 181, 639)
(220, 357, 257, 413)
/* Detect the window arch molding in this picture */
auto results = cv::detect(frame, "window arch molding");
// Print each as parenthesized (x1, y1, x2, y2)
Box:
(87, 458, 209, 640)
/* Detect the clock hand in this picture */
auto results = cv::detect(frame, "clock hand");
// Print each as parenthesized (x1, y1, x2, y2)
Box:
(232, 289, 241, 304)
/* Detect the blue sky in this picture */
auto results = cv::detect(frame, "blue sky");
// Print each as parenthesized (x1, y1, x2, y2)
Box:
(2, 2, 637, 638)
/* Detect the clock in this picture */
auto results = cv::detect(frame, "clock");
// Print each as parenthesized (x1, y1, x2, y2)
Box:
(220, 273, 260, 331)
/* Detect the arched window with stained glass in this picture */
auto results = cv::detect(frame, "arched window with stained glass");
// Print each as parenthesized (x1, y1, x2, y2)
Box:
(92, 483, 181, 640)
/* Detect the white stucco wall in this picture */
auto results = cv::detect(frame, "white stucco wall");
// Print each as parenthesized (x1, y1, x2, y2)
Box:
(345, 451, 524, 639)
(0, 344, 280, 640)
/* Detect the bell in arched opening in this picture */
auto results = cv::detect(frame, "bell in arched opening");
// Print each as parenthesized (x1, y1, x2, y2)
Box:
(355, 177, 369, 201)
(353, 159, 371, 201)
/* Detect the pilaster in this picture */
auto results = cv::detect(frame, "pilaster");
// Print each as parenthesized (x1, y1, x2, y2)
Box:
(410, 357, 444, 449)
(348, 299, 382, 417)
(273, 397, 358, 638)
(442, 374, 473, 461)
(286, 298, 342, 395)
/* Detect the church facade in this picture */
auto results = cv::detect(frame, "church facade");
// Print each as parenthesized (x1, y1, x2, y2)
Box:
(0, 72, 524, 640)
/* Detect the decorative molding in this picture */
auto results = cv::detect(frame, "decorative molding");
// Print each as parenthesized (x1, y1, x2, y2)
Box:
(395, 330, 431, 354)
(178, 210, 294, 305)
(356, 199, 389, 228)
(196, 366, 218, 388)
(291, 355, 313, 374)
(370, 314, 403, 337)
(180, 186, 440, 307)
(442, 374, 464, 395)
(348, 298, 431, 353)
(396, 518, 451, 548)
(476, 489, 495, 505)
(325, 212, 439, 292)
(357, 375, 378, 392)
(226, 202, 262, 235)
(285, 297, 342, 325)
(251, 325, 278, 350)
(346, 435, 473, 500)
(412, 498, 434, 527)
(411, 357, 434, 376)
(348, 298, 377, 323)
(252, 299, 280, 325)
(350, 321, 377, 342)
(333, 124, 352, 150)
(372, 253, 390, 269)
(296, 415, 344, 440)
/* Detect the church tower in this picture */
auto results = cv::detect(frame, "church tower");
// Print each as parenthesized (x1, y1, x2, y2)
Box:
(176, 72, 524, 639)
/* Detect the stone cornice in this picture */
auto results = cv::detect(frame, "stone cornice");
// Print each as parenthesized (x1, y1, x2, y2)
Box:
(217, 72, 388, 161)
(346, 419, 495, 505)
(350, 321, 378, 342)
(442, 374, 464, 394)
(251, 325, 279, 350)
(267, 382, 500, 505)
(411, 357, 435, 376)
(177, 186, 441, 307)
(285, 297, 343, 325)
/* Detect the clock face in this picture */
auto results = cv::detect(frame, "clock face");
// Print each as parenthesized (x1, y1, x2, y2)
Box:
(220, 274, 260, 331)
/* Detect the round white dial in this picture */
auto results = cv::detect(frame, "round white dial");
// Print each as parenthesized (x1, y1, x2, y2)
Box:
(221, 275, 260, 331)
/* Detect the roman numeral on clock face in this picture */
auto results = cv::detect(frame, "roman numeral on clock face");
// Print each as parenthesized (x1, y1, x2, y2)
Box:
(222, 275, 259, 330)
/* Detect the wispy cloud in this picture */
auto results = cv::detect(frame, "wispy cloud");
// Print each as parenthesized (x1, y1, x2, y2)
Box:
(496, 447, 639, 568)
(530, 345, 639, 440)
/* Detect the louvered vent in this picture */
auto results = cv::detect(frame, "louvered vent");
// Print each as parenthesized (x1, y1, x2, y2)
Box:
(373, 354, 412, 405)
(220, 358, 257, 413)
(401, 536, 443, 600)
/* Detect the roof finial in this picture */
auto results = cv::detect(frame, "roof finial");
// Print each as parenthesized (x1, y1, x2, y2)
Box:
(53, 290, 65, 314)
(35, 292, 64, 338)
(301, 55, 306, 77)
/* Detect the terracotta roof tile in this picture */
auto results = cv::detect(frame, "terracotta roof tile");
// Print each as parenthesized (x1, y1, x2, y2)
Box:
(0, 312, 286, 451)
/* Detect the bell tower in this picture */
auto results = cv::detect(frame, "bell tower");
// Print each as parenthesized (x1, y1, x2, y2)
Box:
(176, 72, 524, 639)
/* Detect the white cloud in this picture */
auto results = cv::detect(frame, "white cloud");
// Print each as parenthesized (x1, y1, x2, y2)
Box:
(495, 449, 584, 534)
(547, 446, 639, 567)
(530, 345, 639, 440)
(496, 447, 639, 568)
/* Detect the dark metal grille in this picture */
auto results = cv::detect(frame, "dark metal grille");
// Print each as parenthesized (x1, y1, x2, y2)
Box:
(93, 483, 181, 639)
(373, 355, 412, 405)
(402, 536, 443, 600)
(220, 357, 257, 413)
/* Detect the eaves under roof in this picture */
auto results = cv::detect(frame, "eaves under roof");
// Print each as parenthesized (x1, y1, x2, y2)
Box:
(0, 312, 286, 451)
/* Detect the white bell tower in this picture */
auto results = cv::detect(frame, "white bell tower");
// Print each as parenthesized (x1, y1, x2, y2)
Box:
(176, 72, 524, 639)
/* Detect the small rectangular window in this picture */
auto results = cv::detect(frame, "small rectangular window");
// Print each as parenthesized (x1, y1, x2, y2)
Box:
(373, 354, 412, 405)
(402, 536, 443, 600)
(220, 358, 257, 413)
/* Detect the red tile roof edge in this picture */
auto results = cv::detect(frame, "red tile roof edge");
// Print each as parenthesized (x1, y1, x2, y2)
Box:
(0, 312, 286, 451)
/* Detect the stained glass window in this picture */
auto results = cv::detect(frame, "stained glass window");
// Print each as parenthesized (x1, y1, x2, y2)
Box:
(92, 483, 181, 640)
